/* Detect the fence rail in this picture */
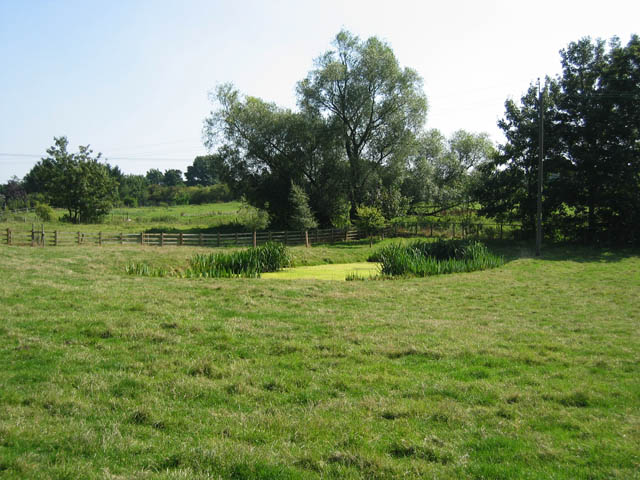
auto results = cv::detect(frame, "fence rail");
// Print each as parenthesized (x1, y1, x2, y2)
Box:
(3, 222, 521, 248)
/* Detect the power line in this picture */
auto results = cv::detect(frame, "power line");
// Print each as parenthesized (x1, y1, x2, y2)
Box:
(0, 152, 201, 163)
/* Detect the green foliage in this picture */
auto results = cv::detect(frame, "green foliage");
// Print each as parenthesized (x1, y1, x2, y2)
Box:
(145, 183, 234, 206)
(237, 198, 270, 231)
(34, 203, 55, 222)
(354, 205, 386, 238)
(477, 35, 640, 244)
(330, 199, 351, 229)
(371, 239, 504, 277)
(205, 85, 345, 227)
(378, 185, 411, 220)
(288, 183, 317, 230)
(163, 169, 184, 187)
(186, 242, 290, 278)
(298, 30, 428, 212)
(185, 154, 222, 186)
(145, 168, 164, 185)
(24, 137, 117, 223)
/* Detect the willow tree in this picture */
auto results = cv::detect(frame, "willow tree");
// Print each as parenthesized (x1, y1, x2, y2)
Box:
(297, 30, 428, 214)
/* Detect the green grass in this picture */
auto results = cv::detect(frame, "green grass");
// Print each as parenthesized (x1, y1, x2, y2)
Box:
(0, 202, 242, 234)
(0, 241, 639, 478)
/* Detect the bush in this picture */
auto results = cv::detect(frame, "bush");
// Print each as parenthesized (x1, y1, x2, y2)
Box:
(185, 242, 290, 278)
(35, 203, 55, 222)
(370, 239, 503, 277)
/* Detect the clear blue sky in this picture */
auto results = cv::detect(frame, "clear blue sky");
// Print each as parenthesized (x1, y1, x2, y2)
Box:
(1, 0, 638, 182)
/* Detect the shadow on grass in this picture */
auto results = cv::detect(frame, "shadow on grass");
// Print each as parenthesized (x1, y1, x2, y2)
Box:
(486, 240, 639, 264)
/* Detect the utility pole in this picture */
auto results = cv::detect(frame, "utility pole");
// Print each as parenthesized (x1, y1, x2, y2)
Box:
(536, 80, 544, 257)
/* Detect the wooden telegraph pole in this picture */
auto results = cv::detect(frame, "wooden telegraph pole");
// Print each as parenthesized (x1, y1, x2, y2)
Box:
(536, 80, 544, 257)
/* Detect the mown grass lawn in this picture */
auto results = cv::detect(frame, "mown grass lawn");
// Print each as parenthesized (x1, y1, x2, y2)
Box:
(0, 242, 638, 479)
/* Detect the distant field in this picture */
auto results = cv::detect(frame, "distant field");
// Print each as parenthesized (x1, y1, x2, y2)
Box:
(0, 202, 242, 234)
(0, 241, 638, 479)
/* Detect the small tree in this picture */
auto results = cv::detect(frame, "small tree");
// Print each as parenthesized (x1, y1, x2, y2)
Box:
(289, 183, 318, 231)
(34, 203, 55, 222)
(355, 205, 386, 247)
(237, 198, 270, 246)
(331, 198, 351, 230)
(25, 137, 117, 223)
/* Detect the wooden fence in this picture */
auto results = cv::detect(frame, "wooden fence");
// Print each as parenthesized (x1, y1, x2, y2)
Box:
(2, 222, 522, 248)
(3, 226, 362, 248)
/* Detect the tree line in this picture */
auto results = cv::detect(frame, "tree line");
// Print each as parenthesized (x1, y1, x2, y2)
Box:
(1, 142, 236, 222)
(2, 31, 638, 244)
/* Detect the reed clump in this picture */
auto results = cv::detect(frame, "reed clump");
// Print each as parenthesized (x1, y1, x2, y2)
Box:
(185, 242, 291, 278)
(371, 239, 503, 277)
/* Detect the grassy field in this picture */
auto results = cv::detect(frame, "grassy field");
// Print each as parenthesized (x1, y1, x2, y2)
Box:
(0, 202, 243, 234)
(0, 241, 639, 479)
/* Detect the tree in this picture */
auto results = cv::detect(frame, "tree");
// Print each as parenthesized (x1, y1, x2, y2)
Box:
(146, 169, 164, 185)
(25, 137, 117, 223)
(237, 197, 270, 232)
(354, 205, 386, 246)
(163, 169, 184, 186)
(205, 85, 346, 227)
(474, 80, 568, 236)
(118, 174, 149, 207)
(403, 129, 494, 218)
(185, 155, 221, 186)
(0, 176, 27, 209)
(289, 182, 318, 231)
(477, 35, 640, 243)
(297, 30, 428, 214)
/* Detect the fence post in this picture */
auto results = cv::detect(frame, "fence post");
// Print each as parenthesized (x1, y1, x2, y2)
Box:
(77, 231, 81, 245)
(41, 224, 45, 247)
(141, 232, 144, 246)
(199, 233, 203, 247)
(31, 223, 35, 247)
(217, 232, 220, 247)
(253, 230, 257, 248)
(305, 230, 309, 248)
(54, 230, 58, 246)
(315, 229, 318, 244)
(120, 232, 124, 245)
(345, 228, 348, 242)
(179, 233, 184, 246)
(98, 231, 102, 246)
(285, 230, 289, 245)
(160, 232, 164, 247)
(268, 231, 272, 242)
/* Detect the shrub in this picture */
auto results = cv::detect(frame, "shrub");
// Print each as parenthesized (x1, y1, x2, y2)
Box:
(35, 203, 55, 222)
(370, 239, 503, 277)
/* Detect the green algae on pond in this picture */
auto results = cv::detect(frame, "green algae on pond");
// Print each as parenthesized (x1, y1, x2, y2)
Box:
(261, 262, 380, 280)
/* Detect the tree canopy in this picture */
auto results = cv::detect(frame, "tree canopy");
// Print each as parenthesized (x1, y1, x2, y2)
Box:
(297, 30, 428, 213)
(476, 35, 640, 243)
(24, 137, 117, 223)
(204, 30, 431, 228)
